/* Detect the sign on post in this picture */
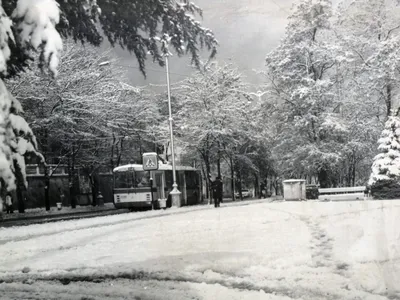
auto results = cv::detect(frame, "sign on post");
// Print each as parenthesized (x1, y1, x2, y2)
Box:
(143, 152, 159, 171)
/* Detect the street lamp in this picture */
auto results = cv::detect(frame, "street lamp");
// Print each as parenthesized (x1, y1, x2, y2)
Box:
(248, 90, 269, 102)
(164, 39, 181, 207)
(98, 61, 110, 67)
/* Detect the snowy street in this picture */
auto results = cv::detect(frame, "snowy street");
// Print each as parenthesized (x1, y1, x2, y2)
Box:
(1, 200, 400, 300)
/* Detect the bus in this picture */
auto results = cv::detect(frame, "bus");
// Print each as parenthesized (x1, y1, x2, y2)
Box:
(112, 162, 201, 210)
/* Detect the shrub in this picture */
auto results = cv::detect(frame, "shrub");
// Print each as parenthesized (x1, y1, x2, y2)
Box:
(370, 180, 400, 199)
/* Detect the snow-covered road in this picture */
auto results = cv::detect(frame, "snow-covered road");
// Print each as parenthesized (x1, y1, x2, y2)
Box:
(1, 200, 400, 300)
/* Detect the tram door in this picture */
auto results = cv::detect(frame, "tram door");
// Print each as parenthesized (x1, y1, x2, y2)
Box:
(179, 171, 186, 205)
(154, 172, 165, 200)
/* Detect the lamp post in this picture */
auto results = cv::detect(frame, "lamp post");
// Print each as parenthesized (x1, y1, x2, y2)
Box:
(248, 90, 269, 102)
(164, 46, 181, 207)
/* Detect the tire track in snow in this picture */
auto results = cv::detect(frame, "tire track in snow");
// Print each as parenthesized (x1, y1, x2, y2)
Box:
(0, 269, 344, 300)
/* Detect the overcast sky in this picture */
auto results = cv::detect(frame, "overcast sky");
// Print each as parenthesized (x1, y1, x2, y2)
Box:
(109, 0, 296, 89)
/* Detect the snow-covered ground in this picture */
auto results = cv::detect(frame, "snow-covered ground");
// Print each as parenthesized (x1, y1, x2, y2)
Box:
(1, 200, 400, 300)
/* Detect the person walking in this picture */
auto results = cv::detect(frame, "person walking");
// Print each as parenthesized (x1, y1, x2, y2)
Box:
(212, 176, 223, 208)
(5, 193, 13, 214)
(260, 180, 266, 199)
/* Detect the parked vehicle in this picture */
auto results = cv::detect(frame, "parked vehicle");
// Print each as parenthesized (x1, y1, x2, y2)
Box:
(306, 184, 319, 199)
(235, 189, 251, 198)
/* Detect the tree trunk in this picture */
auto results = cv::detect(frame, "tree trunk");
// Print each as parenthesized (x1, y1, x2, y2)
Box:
(230, 156, 235, 201)
(43, 128, 50, 210)
(14, 161, 25, 213)
(206, 160, 212, 202)
(386, 84, 392, 117)
(90, 173, 98, 206)
(238, 165, 243, 201)
(16, 184, 25, 213)
(318, 169, 329, 188)
(254, 173, 259, 198)
(69, 173, 76, 208)
(68, 156, 77, 209)
(217, 150, 221, 178)
(268, 174, 273, 196)
(202, 151, 212, 201)
(200, 162, 209, 200)
(111, 134, 115, 170)
(44, 166, 50, 211)
(274, 175, 279, 196)
(347, 161, 352, 187)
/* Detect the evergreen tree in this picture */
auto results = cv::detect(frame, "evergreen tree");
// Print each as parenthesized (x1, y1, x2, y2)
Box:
(369, 114, 400, 184)
(369, 113, 400, 198)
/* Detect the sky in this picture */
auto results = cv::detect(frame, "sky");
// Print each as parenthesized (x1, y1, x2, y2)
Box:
(107, 0, 296, 90)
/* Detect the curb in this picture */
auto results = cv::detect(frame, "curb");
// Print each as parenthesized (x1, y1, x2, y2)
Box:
(0, 209, 128, 228)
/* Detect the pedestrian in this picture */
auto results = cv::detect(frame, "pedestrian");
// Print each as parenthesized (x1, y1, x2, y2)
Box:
(59, 187, 65, 205)
(212, 176, 223, 208)
(5, 193, 13, 214)
(260, 181, 266, 198)
(219, 177, 224, 203)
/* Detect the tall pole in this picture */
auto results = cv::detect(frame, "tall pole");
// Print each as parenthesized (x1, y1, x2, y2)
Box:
(165, 54, 181, 207)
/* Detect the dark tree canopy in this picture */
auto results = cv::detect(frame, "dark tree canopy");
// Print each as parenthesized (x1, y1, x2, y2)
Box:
(3, 0, 218, 78)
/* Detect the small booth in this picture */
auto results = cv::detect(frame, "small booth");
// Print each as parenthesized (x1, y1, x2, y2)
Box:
(283, 179, 306, 201)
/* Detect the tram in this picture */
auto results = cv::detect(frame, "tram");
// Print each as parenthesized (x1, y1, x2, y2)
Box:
(112, 162, 201, 210)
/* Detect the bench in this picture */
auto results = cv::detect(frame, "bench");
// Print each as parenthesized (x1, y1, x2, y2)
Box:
(318, 186, 366, 201)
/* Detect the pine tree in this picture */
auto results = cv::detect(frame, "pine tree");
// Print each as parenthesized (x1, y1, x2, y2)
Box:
(369, 113, 400, 198)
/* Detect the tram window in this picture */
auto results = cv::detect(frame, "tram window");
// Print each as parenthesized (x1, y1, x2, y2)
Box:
(136, 171, 150, 187)
(114, 171, 151, 188)
(114, 172, 132, 188)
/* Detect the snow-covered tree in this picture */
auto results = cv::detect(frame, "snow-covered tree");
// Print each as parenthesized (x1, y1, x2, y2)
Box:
(332, 0, 400, 187)
(264, 0, 347, 187)
(7, 41, 163, 208)
(369, 114, 400, 185)
(335, 0, 400, 117)
(173, 62, 268, 199)
(0, 0, 217, 212)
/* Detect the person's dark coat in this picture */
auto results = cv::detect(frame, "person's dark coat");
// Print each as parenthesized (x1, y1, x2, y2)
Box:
(212, 178, 223, 207)
(213, 180, 223, 198)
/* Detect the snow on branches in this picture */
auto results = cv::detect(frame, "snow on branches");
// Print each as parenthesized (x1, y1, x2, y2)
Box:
(369, 114, 400, 185)
(0, 5, 13, 73)
(0, 0, 62, 200)
(12, 0, 62, 76)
